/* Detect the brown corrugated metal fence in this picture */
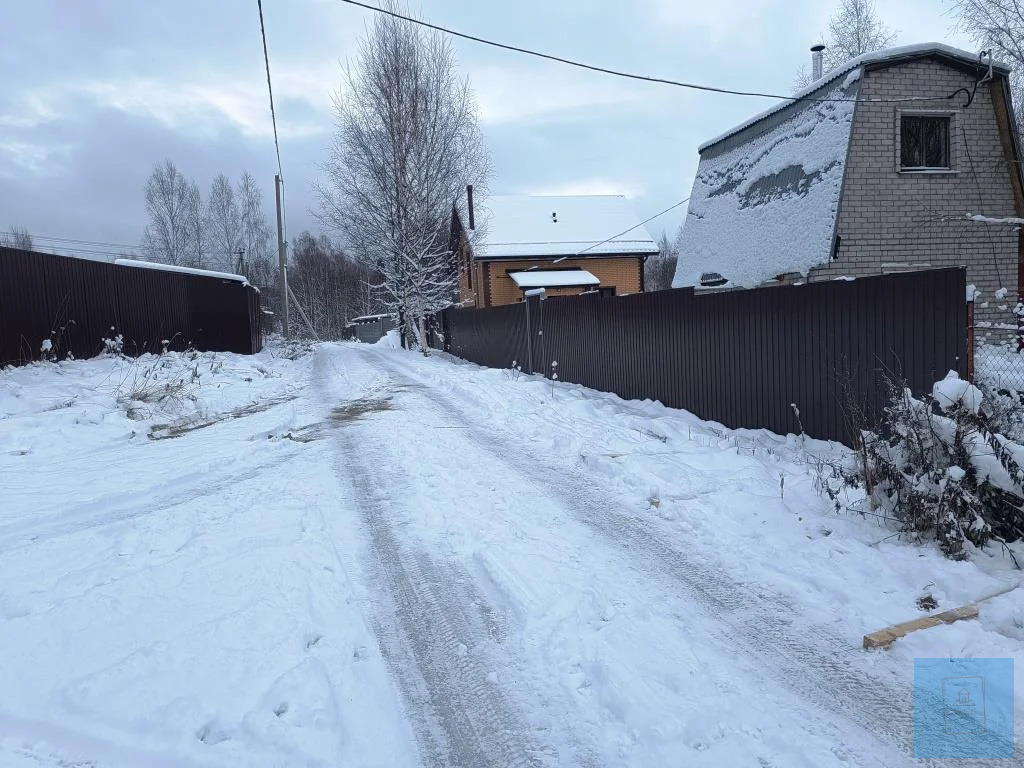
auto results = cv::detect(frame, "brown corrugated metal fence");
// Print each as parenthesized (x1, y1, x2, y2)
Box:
(437, 268, 967, 445)
(0, 246, 262, 366)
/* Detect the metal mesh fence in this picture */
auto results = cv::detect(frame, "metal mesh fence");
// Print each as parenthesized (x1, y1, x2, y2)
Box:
(972, 300, 1024, 394)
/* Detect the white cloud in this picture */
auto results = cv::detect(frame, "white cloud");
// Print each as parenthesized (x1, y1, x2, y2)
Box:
(0, 140, 71, 178)
(474, 66, 640, 125)
(650, 0, 784, 41)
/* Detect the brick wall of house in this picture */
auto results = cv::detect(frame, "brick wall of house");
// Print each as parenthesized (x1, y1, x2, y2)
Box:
(482, 256, 643, 306)
(811, 58, 1020, 344)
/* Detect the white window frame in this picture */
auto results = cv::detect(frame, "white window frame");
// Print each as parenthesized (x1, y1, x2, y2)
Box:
(895, 110, 958, 174)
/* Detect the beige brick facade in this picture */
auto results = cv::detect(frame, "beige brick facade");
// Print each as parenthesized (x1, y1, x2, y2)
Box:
(809, 59, 1022, 342)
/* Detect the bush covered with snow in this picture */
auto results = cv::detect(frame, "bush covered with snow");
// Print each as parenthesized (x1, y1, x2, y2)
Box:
(857, 371, 1024, 560)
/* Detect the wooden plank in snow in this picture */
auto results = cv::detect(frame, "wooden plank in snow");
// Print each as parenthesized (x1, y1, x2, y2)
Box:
(863, 604, 979, 650)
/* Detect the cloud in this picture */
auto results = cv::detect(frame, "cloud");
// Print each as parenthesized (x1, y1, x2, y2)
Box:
(474, 66, 640, 125)
(649, 0, 784, 41)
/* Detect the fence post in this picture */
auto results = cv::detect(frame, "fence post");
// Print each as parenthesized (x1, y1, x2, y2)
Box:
(967, 300, 975, 383)
(523, 297, 534, 374)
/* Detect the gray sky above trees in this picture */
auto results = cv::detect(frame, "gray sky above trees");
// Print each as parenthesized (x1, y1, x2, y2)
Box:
(0, 0, 974, 254)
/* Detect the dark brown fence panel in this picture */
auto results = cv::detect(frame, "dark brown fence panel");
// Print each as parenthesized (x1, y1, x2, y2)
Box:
(0, 247, 262, 366)
(440, 268, 967, 445)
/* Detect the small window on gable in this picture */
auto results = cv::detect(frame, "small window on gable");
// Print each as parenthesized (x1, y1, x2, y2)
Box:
(900, 114, 951, 170)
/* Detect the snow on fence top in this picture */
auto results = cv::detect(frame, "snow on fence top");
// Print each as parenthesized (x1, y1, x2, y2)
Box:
(473, 195, 659, 260)
(114, 259, 249, 285)
(509, 269, 600, 288)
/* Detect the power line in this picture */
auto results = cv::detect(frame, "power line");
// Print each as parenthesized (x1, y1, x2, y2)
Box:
(0, 231, 141, 250)
(336, 0, 975, 107)
(574, 197, 691, 257)
(257, 0, 284, 179)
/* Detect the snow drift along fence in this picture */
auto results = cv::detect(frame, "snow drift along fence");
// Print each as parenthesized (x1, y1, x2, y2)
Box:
(0, 246, 262, 365)
(436, 268, 967, 445)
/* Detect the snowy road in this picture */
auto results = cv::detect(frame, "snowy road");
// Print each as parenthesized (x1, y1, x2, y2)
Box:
(1, 341, 1020, 766)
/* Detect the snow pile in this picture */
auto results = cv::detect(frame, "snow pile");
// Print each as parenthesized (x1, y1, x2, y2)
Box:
(675, 75, 858, 288)
(932, 370, 983, 415)
(0, 342, 417, 767)
(855, 374, 1024, 559)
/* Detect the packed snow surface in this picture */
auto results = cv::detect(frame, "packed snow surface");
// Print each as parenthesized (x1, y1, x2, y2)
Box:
(474, 195, 659, 259)
(0, 341, 1021, 766)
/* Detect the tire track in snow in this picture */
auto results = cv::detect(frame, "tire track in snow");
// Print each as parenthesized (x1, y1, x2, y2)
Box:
(323, 381, 546, 768)
(365, 348, 1000, 768)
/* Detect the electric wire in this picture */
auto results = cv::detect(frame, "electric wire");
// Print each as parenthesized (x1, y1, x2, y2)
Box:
(337, 0, 985, 107)
(574, 197, 691, 257)
(257, 0, 284, 179)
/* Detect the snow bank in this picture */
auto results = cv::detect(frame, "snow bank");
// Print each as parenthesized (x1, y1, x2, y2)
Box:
(0, 341, 417, 767)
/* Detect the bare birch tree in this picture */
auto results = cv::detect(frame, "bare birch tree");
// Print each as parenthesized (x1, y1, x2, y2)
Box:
(955, 0, 1024, 133)
(237, 171, 275, 285)
(289, 231, 380, 338)
(204, 173, 242, 272)
(141, 160, 204, 267)
(644, 228, 679, 292)
(315, 0, 489, 350)
(794, 0, 896, 88)
(1, 226, 33, 250)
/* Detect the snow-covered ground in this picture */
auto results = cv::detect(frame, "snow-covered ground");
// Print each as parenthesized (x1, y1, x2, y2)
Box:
(0, 340, 1020, 766)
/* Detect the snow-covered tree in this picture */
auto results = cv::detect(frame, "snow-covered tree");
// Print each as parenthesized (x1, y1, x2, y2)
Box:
(955, 0, 1024, 134)
(315, 0, 489, 350)
(794, 0, 896, 88)
(141, 160, 204, 267)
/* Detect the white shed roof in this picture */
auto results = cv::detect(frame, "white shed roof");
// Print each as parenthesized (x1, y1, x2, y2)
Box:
(509, 269, 600, 288)
(115, 259, 249, 284)
(473, 195, 659, 259)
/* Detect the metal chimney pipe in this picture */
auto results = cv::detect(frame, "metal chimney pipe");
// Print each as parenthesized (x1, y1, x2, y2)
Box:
(811, 44, 825, 81)
(466, 184, 475, 230)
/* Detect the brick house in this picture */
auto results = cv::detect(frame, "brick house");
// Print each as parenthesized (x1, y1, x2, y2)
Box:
(452, 192, 659, 308)
(675, 43, 1024, 342)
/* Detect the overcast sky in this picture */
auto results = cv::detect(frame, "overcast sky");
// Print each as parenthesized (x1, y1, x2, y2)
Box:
(0, 0, 974, 259)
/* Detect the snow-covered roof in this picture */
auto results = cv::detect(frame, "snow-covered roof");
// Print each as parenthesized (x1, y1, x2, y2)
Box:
(509, 269, 600, 288)
(114, 259, 249, 284)
(472, 195, 659, 260)
(675, 74, 858, 289)
(699, 43, 1006, 152)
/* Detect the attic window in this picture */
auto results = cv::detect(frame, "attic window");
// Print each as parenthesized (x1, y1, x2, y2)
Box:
(699, 272, 728, 287)
(900, 114, 951, 170)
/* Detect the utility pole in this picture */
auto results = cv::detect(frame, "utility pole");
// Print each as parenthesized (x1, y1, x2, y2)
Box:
(274, 174, 290, 338)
